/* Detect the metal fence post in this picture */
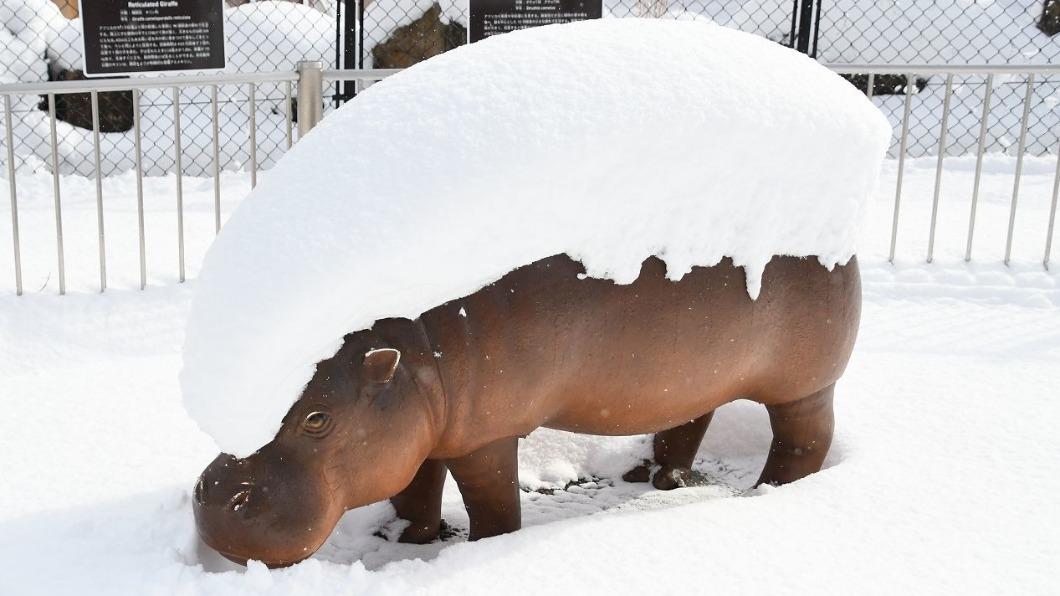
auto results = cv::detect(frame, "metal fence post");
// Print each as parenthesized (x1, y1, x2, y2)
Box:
(790, 0, 823, 56)
(297, 61, 324, 141)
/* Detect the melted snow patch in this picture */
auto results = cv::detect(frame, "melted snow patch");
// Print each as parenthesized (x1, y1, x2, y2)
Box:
(182, 19, 891, 456)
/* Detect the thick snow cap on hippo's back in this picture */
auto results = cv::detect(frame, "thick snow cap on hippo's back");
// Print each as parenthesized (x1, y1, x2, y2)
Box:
(181, 19, 891, 457)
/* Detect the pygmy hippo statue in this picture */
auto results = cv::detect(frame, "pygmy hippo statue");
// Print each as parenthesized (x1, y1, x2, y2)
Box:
(194, 253, 860, 566)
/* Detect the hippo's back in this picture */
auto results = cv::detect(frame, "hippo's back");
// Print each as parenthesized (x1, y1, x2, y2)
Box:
(425, 254, 860, 437)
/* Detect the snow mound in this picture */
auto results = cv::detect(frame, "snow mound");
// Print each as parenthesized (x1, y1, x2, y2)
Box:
(182, 19, 891, 457)
(45, 16, 82, 72)
(0, 0, 63, 56)
(0, 0, 60, 93)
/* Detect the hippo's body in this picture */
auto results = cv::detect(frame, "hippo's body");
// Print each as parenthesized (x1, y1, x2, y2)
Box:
(195, 254, 860, 566)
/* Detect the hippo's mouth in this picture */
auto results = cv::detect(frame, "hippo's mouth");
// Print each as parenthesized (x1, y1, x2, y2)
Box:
(195, 518, 316, 569)
(209, 543, 310, 569)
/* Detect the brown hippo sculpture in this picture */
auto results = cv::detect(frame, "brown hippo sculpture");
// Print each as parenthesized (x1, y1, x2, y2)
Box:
(194, 253, 860, 567)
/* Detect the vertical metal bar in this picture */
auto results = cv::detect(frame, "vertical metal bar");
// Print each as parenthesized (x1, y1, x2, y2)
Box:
(788, 0, 800, 48)
(173, 87, 184, 283)
(342, 0, 360, 102)
(285, 80, 293, 150)
(866, 73, 875, 100)
(795, 0, 815, 53)
(334, 0, 343, 108)
(90, 91, 106, 292)
(358, 0, 365, 71)
(3, 95, 22, 296)
(48, 93, 65, 295)
(134, 90, 145, 290)
(212, 84, 221, 235)
(927, 74, 954, 263)
(810, 0, 823, 58)
(297, 61, 324, 140)
(889, 73, 915, 263)
(1045, 140, 1060, 270)
(1004, 74, 1035, 266)
(248, 83, 257, 188)
(966, 73, 994, 262)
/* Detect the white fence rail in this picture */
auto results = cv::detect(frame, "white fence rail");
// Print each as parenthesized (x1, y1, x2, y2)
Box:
(830, 64, 1060, 267)
(2, 63, 1059, 297)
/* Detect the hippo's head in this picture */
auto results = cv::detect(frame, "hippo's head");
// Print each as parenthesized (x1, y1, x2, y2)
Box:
(192, 332, 442, 567)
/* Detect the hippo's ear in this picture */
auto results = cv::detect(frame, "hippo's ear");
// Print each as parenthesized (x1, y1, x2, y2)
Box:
(363, 348, 401, 384)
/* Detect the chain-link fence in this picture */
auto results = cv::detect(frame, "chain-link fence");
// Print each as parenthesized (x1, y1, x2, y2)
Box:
(1, 0, 1059, 179)
(1, 0, 334, 178)
(816, 1, 1060, 158)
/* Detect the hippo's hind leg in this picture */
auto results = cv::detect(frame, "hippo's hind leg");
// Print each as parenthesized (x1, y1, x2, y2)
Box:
(757, 383, 835, 487)
(391, 458, 447, 544)
(622, 412, 714, 490)
(447, 437, 521, 541)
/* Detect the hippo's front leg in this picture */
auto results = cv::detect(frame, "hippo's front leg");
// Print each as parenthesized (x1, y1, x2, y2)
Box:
(447, 437, 521, 540)
(391, 458, 447, 544)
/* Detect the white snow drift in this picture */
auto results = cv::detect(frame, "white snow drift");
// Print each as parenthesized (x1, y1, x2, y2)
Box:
(181, 19, 891, 456)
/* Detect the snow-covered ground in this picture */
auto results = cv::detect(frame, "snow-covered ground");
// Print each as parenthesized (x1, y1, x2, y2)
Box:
(0, 155, 1057, 593)
(3, 1, 1059, 177)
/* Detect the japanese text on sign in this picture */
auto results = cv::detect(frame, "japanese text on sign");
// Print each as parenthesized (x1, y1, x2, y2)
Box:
(79, 0, 225, 76)
(470, 0, 603, 43)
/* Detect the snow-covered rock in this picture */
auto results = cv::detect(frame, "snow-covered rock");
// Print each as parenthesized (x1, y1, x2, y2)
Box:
(181, 19, 891, 457)
(0, 28, 45, 84)
(44, 15, 82, 72)
(0, 0, 62, 90)
(0, 0, 63, 56)
(226, 2, 336, 72)
(0, 22, 49, 112)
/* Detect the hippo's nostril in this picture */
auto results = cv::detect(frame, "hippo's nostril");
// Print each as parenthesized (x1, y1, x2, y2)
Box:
(228, 484, 252, 512)
(194, 477, 205, 504)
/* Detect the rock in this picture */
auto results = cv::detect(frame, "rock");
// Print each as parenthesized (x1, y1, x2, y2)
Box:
(42, 69, 134, 134)
(841, 73, 928, 97)
(49, 0, 77, 19)
(1040, 0, 1060, 36)
(371, 3, 467, 69)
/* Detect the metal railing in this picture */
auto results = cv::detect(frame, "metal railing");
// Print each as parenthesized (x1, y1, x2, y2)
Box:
(5, 2, 1058, 179)
(1, 66, 397, 296)
(831, 64, 1060, 268)
(2, 62, 1060, 297)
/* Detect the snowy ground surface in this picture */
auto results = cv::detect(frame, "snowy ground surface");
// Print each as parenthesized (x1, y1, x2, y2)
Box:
(2, 1, 1059, 176)
(0, 155, 1058, 593)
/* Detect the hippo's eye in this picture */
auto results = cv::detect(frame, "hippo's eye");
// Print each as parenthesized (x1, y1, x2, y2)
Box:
(302, 411, 332, 437)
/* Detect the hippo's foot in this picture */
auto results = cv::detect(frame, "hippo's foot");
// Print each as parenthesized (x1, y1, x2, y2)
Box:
(652, 465, 692, 490)
(622, 461, 700, 489)
(622, 460, 652, 483)
(638, 412, 716, 489)
(397, 518, 443, 544)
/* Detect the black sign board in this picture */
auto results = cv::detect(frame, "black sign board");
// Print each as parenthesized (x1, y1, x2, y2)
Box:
(469, 0, 603, 43)
(79, 0, 226, 76)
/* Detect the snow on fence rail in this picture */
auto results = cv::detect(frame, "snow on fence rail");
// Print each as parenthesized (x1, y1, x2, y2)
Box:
(1, 63, 1059, 297)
